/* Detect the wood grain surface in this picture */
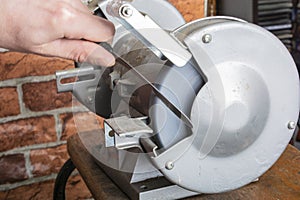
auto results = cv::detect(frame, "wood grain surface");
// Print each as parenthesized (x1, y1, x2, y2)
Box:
(68, 131, 300, 200)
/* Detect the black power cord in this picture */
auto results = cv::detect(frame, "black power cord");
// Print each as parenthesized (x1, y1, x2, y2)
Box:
(53, 159, 76, 200)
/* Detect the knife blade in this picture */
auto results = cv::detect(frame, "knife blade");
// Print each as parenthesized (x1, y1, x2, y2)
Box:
(100, 43, 193, 128)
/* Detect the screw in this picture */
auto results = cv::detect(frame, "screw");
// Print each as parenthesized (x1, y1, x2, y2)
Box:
(109, 130, 115, 137)
(287, 121, 296, 130)
(165, 161, 174, 170)
(202, 34, 212, 44)
(120, 6, 133, 18)
(87, 96, 94, 104)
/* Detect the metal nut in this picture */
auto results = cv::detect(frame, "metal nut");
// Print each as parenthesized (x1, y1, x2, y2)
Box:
(287, 121, 296, 130)
(120, 6, 133, 18)
(165, 161, 174, 170)
(202, 34, 212, 44)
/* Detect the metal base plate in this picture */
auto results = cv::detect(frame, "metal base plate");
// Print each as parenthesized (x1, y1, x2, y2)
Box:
(93, 147, 199, 200)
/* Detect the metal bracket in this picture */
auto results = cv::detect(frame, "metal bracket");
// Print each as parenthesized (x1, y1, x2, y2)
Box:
(55, 66, 114, 118)
(107, 2, 192, 67)
(56, 67, 97, 92)
(104, 116, 155, 150)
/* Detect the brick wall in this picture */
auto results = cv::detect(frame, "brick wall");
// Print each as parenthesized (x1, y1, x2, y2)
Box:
(0, 1, 204, 199)
(0, 52, 95, 199)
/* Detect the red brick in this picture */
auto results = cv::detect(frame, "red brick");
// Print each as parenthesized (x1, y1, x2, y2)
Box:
(22, 80, 72, 112)
(0, 52, 74, 81)
(60, 112, 104, 141)
(0, 116, 56, 152)
(0, 87, 20, 118)
(0, 154, 28, 184)
(169, 0, 204, 22)
(0, 174, 92, 200)
(30, 145, 68, 177)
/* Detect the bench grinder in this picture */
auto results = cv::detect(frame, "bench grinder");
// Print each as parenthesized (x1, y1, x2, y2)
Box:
(56, 0, 300, 199)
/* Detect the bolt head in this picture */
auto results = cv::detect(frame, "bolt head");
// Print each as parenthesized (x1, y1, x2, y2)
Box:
(202, 34, 212, 43)
(288, 121, 296, 130)
(87, 96, 94, 104)
(120, 6, 133, 18)
(165, 161, 174, 170)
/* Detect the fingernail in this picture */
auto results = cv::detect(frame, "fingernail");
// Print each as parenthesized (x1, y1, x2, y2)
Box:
(89, 47, 115, 67)
(103, 53, 115, 67)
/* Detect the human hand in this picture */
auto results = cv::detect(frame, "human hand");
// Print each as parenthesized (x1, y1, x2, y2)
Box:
(0, 0, 115, 66)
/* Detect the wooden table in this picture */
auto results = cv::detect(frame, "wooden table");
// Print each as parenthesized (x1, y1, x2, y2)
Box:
(67, 131, 300, 200)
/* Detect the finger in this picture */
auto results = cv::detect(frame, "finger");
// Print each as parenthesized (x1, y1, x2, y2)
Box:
(37, 39, 115, 66)
(57, 9, 115, 42)
(68, 0, 92, 14)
